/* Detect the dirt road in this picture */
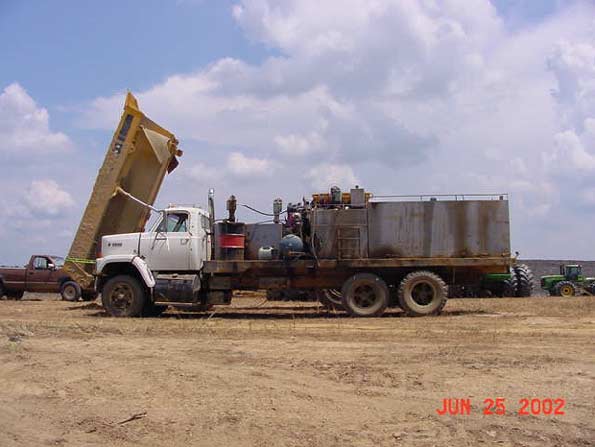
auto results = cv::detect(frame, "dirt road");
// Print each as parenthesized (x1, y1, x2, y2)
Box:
(1, 294, 594, 446)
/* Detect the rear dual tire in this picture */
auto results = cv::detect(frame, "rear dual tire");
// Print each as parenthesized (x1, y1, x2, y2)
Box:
(341, 274, 389, 317)
(397, 271, 448, 316)
(513, 264, 534, 297)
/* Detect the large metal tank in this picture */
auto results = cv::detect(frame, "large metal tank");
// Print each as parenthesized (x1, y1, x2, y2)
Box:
(367, 199, 510, 258)
(63, 93, 181, 289)
(309, 197, 510, 260)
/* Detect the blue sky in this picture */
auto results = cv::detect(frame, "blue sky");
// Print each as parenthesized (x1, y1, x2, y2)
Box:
(1, 0, 594, 263)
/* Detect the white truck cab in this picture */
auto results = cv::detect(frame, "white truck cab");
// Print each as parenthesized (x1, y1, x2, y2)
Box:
(95, 206, 212, 316)
(97, 206, 210, 273)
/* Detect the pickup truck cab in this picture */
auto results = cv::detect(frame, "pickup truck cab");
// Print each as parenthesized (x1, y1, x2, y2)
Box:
(0, 255, 94, 301)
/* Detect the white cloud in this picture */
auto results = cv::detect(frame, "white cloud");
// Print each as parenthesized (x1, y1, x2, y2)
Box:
(307, 164, 359, 191)
(227, 151, 272, 176)
(275, 132, 324, 156)
(0, 83, 73, 155)
(24, 179, 75, 216)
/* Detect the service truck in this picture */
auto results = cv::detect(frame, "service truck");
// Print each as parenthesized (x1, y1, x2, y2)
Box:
(65, 93, 533, 317)
(94, 188, 533, 318)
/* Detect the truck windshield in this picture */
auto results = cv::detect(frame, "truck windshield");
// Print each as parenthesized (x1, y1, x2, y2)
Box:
(157, 213, 189, 233)
(53, 257, 65, 268)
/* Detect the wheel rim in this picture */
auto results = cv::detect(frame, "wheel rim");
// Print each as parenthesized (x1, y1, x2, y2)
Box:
(352, 284, 378, 309)
(560, 285, 573, 297)
(63, 285, 76, 300)
(411, 281, 436, 306)
(110, 283, 134, 311)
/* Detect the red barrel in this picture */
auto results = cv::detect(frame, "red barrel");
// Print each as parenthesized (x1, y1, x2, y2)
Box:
(219, 233, 245, 248)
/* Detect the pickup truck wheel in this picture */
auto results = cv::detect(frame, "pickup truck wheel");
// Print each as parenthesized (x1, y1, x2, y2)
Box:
(6, 290, 24, 300)
(102, 275, 146, 317)
(341, 274, 389, 317)
(398, 271, 448, 316)
(0, 283, 5, 299)
(60, 281, 81, 301)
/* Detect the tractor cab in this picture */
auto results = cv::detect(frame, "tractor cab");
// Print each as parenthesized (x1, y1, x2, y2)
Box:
(561, 264, 582, 281)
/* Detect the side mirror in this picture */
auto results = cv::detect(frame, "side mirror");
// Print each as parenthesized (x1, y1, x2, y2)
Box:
(48, 263, 56, 270)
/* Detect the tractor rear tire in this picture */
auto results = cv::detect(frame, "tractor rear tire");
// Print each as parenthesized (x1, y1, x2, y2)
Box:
(500, 274, 518, 298)
(101, 275, 147, 317)
(555, 281, 576, 298)
(341, 274, 389, 317)
(513, 264, 534, 297)
(398, 271, 448, 316)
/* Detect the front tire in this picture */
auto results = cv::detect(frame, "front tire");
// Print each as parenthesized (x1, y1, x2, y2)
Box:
(398, 271, 448, 316)
(341, 274, 389, 317)
(555, 281, 576, 298)
(60, 281, 82, 301)
(101, 275, 146, 317)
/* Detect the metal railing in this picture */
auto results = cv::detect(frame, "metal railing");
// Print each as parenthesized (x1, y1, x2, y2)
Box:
(369, 193, 508, 202)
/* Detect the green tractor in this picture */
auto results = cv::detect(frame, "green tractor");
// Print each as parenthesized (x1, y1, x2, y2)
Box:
(540, 264, 595, 297)
(448, 264, 533, 298)
(480, 264, 534, 298)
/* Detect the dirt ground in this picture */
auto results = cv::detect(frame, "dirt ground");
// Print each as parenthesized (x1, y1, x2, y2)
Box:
(0, 293, 593, 447)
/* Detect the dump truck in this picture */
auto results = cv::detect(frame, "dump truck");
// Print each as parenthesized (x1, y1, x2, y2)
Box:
(94, 186, 533, 318)
(62, 93, 181, 300)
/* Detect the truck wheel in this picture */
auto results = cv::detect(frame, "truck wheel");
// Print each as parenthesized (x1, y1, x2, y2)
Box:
(101, 275, 146, 317)
(6, 290, 24, 300)
(60, 281, 82, 301)
(398, 271, 448, 316)
(316, 289, 344, 310)
(555, 281, 575, 298)
(341, 274, 389, 317)
(513, 264, 534, 297)
(0, 282, 5, 299)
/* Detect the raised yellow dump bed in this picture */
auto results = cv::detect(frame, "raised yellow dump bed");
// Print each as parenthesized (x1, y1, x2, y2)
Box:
(64, 93, 181, 289)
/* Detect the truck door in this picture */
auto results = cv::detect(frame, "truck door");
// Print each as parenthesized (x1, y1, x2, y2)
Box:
(144, 212, 191, 271)
(27, 256, 52, 292)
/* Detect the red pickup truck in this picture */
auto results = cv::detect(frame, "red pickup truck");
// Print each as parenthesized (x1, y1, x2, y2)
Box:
(0, 255, 95, 301)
